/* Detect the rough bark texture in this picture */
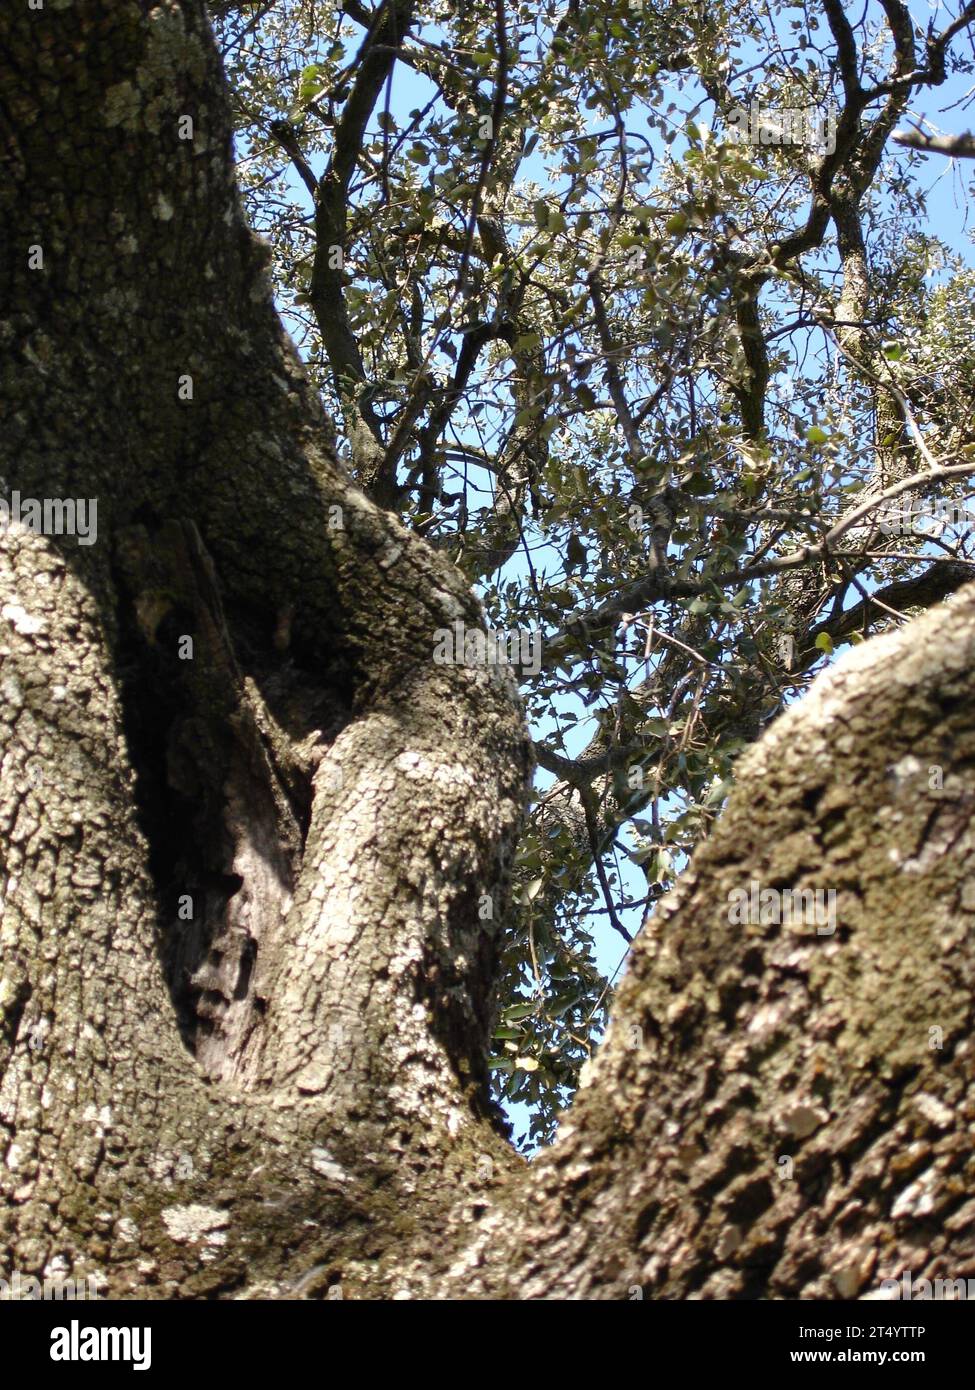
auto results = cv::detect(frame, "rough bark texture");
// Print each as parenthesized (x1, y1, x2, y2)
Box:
(456, 590, 975, 1297)
(0, 0, 530, 1298)
(1, 1, 973, 1299)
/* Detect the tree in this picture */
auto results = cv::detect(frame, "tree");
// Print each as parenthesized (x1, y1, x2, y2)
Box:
(213, 0, 975, 1144)
(0, 0, 973, 1299)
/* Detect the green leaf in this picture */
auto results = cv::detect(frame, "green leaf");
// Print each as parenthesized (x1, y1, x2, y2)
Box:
(640, 716, 669, 735)
(566, 533, 587, 569)
(683, 472, 713, 495)
(518, 877, 544, 904)
(298, 64, 325, 103)
(504, 1002, 536, 1022)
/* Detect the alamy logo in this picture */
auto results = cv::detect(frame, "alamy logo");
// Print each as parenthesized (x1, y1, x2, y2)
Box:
(432, 619, 541, 676)
(726, 100, 838, 155)
(50, 1319, 151, 1371)
(727, 880, 837, 935)
(0, 1268, 100, 1301)
(878, 1270, 975, 1300)
(0, 490, 98, 546)
(875, 497, 975, 537)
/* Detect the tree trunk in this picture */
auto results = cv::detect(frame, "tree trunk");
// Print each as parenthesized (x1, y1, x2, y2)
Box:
(1, 1, 972, 1299)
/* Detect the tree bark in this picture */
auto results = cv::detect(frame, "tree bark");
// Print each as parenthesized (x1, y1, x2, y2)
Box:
(461, 586, 975, 1297)
(1, 1, 972, 1299)
(0, 0, 530, 1297)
